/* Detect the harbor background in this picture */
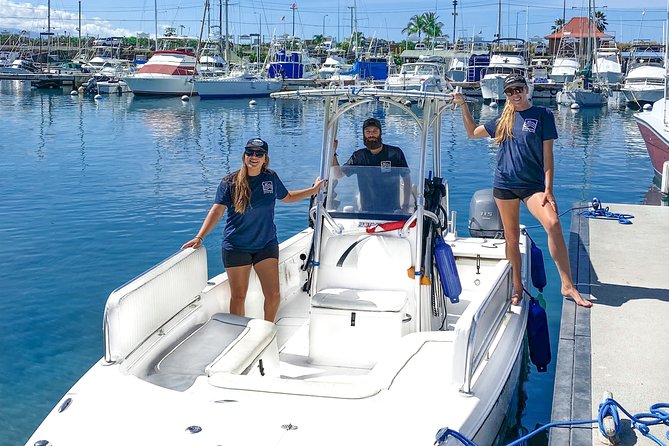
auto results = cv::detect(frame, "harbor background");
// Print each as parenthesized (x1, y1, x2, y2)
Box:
(0, 80, 664, 446)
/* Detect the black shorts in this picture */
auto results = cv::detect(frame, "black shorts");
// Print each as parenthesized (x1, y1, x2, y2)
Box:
(493, 187, 544, 201)
(222, 244, 279, 268)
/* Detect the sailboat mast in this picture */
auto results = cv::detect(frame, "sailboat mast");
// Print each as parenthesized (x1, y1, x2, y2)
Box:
(224, 0, 229, 63)
(154, 0, 159, 51)
(587, 0, 592, 68)
(496, 0, 502, 38)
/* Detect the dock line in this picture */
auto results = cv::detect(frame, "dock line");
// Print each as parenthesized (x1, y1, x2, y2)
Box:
(434, 398, 669, 446)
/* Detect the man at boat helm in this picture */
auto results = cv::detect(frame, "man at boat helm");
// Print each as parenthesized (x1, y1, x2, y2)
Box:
(331, 117, 412, 213)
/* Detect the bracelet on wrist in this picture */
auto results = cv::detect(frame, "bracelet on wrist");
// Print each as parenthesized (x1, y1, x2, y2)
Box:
(195, 236, 203, 241)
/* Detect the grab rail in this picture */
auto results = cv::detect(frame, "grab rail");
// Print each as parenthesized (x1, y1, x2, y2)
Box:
(460, 263, 512, 394)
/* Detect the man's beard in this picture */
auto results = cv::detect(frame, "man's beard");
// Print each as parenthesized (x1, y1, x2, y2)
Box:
(364, 135, 382, 150)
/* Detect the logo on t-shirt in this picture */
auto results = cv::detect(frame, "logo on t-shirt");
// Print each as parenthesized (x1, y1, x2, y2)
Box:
(380, 161, 392, 172)
(522, 119, 538, 133)
(262, 181, 274, 194)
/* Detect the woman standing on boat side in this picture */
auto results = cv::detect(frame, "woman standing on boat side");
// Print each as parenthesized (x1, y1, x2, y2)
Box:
(452, 74, 592, 308)
(182, 138, 325, 322)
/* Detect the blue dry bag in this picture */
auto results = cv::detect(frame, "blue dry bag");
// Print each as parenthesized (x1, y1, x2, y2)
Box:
(527, 294, 551, 372)
(434, 236, 462, 303)
(530, 239, 547, 292)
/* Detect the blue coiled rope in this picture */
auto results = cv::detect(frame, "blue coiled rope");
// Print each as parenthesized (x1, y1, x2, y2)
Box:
(434, 398, 669, 446)
(579, 197, 635, 224)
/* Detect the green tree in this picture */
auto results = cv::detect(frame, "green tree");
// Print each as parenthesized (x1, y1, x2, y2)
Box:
(402, 14, 427, 43)
(594, 11, 608, 32)
(422, 12, 444, 44)
(551, 18, 564, 32)
(312, 34, 325, 47)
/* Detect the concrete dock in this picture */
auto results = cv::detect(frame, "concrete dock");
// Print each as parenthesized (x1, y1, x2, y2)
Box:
(550, 203, 669, 445)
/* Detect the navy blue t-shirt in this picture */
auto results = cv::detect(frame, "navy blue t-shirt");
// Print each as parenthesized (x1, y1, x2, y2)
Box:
(341, 144, 409, 212)
(214, 169, 288, 251)
(483, 106, 558, 190)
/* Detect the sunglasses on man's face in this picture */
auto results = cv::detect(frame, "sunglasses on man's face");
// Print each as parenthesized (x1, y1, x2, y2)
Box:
(244, 149, 266, 158)
(504, 87, 524, 96)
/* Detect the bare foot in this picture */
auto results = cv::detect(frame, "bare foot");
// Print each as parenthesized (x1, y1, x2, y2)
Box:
(563, 287, 593, 308)
(511, 290, 522, 305)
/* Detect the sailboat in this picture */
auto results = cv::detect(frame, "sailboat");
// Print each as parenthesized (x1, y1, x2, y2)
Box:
(556, 2, 608, 108)
(192, 0, 282, 98)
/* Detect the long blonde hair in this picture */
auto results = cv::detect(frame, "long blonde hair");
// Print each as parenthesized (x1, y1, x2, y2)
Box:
(231, 153, 270, 214)
(494, 98, 517, 144)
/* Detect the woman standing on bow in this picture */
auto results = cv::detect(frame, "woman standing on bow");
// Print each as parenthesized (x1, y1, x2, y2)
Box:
(452, 74, 592, 308)
(182, 138, 325, 321)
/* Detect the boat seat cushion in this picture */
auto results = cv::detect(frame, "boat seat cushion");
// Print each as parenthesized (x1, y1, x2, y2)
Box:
(146, 313, 276, 391)
(312, 288, 408, 312)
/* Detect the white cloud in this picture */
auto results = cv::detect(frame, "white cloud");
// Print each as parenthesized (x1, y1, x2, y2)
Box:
(0, 0, 136, 37)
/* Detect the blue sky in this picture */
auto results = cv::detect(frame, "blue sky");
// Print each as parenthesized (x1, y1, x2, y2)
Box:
(1, 0, 667, 44)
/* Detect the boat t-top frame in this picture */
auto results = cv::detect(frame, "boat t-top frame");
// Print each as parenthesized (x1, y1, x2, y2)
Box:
(273, 87, 457, 331)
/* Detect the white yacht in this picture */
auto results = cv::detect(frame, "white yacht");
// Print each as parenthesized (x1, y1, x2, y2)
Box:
(479, 38, 533, 102)
(621, 42, 665, 107)
(593, 40, 623, 85)
(549, 36, 580, 83)
(384, 60, 451, 92)
(26, 88, 534, 446)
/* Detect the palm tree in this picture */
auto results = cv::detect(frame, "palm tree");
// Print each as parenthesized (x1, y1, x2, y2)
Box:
(594, 11, 608, 32)
(551, 18, 565, 32)
(402, 14, 427, 44)
(312, 34, 325, 47)
(422, 12, 444, 44)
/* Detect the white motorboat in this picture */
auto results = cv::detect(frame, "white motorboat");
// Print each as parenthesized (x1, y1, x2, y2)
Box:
(318, 55, 352, 79)
(194, 69, 282, 99)
(550, 57, 580, 83)
(26, 88, 533, 446)
(0, 58, 39, 74)
(621, 65, 666, 106)
(384, 61, 451, 92)
(634, 96, 669, 176)
(621, 41, 665, 107)
(479, 38, 534, 102)
(593, 40, 623, 85)
(123, 47, 197, 96)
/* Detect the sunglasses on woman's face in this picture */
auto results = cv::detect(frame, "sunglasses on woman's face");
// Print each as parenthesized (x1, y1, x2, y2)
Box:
(504, 87, 524, 96)
(244, 149, 266, 158)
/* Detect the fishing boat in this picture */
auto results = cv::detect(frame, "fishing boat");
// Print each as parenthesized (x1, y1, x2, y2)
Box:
(26, 88, 533, 446)
(593, 39, 623, 85)
(384, 60, 451, 92)
(621, 41, 665, 107)
(123, 37, 198, 96)
(479, 38, 534, 103)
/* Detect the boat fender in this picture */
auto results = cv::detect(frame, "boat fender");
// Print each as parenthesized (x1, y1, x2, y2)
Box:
(550, 88, 558, 95)
(434, 236, 462, 303)
(527, 294, 551, 372)
(530, 239, 547, 292)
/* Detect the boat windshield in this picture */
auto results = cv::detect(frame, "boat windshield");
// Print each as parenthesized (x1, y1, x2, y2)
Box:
(326, 165, 415, 219)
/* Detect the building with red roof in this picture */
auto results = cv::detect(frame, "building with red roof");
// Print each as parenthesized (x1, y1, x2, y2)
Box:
(544, 17, 613, 55)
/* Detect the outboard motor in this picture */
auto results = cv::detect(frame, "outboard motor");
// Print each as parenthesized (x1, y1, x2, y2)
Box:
(468, 189, 504, 238)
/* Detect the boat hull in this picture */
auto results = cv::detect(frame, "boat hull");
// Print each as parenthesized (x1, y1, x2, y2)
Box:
(635, 99, 669, 176)
(194, 77, 282, 99)
(123, 74, 195, 96)
(621, 87, 664, 106)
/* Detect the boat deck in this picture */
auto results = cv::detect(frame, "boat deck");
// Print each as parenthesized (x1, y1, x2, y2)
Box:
(550, 202, 669, 445)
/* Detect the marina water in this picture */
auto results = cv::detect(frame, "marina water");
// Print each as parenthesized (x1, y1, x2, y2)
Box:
(0, 80, 660, 445)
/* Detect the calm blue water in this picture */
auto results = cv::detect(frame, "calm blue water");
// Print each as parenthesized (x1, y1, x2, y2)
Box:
(0, 81, 658, 446)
